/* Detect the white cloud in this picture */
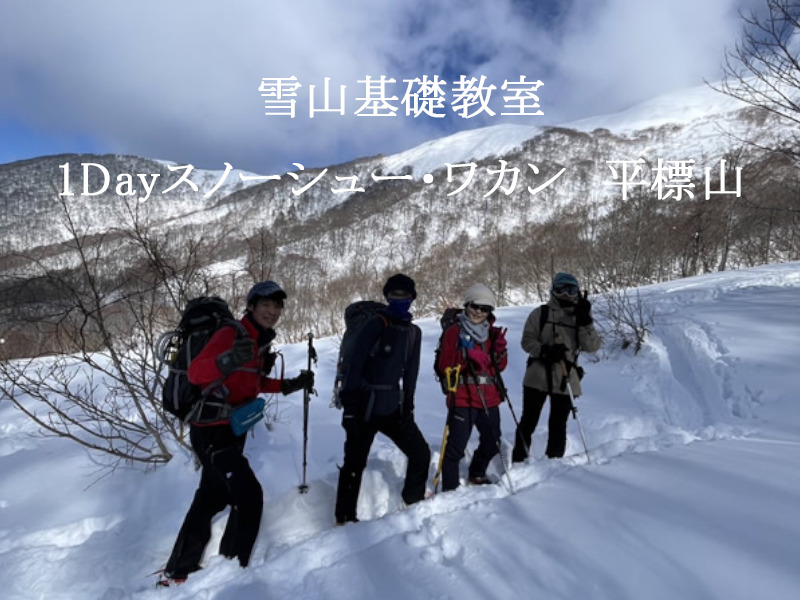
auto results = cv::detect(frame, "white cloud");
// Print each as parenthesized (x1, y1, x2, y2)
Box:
(0, 0, 751, 173)
(553, 0, 742, 116)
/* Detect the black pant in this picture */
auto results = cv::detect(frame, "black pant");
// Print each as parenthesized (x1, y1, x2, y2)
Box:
(512, 387, 572, 460)
(441, 405, 501, 491)
(165, 425, 263, 578)
(335, 412, 430, 523)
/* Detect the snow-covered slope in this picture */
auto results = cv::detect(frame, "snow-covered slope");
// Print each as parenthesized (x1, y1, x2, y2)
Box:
(378, 80, 759, 179)
(380, 123, 541, 177)
(1, 262, 799, 599)
(562, 81, 750, 133)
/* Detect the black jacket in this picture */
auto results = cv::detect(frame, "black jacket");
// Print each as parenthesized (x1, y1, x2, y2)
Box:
(340, 311, 421, 417)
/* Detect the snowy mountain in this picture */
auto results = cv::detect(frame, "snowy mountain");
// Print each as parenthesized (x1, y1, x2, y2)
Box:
(379, 80, 753, 178)
(0, 80, 798, 350)
(1, 262, 799, 599)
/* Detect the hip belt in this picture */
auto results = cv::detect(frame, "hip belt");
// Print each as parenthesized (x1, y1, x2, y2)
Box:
(459, 375, 497, 386)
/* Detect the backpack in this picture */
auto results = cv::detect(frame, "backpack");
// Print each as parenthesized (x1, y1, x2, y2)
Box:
(331, 301, 388, 409)
(526, 303, 584, 383)
(433, 307, 464, 395)
(156, 296, 247, 422)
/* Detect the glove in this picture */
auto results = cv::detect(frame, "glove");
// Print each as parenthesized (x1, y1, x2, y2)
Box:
(281, 369, 315, 395)
(216, 337, 255, 375)
(575, 291, 592, 326)
(540, 343, 568, 363)
(458, 332, 474, 350)
(467, 347, 492, 371)
(493, 330, 508, 355)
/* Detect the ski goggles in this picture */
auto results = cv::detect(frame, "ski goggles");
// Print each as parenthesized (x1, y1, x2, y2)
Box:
(467, 302, 493, 313)
(552, 283, 579, 298)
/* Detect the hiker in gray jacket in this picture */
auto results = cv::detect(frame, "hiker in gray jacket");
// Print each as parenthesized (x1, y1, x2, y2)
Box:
(512, 272, 601, 461)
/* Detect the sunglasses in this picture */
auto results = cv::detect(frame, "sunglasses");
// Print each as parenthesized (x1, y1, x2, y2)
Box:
(467, 302, 493, 313)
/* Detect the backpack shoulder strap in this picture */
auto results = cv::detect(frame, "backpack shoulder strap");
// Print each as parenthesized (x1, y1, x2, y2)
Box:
(367, 313, 389, 358)
(223, 319, 248, 338)
(539, 303, 549, 333)
(405, 322, 418, 364)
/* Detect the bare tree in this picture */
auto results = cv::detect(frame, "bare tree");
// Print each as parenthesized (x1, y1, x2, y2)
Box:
(244, 225, 277, 283)
(0, 194, 240, 471)
(594, 287, 654, 355)
(711, 0, 800, 159)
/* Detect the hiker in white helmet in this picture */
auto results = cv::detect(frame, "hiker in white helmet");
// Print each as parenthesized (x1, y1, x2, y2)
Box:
(436, 283, 508, 490)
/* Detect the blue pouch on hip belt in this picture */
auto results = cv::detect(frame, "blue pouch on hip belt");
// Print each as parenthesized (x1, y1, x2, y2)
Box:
(230, 397, 266, 436)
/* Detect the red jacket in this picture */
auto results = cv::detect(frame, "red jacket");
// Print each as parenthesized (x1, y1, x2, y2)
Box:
(436, 321, 508, 409)
(188, 316, 282, 410)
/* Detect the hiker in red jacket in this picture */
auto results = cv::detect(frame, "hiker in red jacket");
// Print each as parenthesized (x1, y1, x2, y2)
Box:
(159, 281, 313, 587)
(436, 283, 508, 491)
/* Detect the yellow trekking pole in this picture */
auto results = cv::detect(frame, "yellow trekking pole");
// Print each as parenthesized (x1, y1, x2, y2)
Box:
(432, 365, 460, 493)
(432, 426, 449, 494)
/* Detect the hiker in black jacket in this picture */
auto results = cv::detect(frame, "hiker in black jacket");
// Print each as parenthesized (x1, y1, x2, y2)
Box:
(334, 274, 430, 525)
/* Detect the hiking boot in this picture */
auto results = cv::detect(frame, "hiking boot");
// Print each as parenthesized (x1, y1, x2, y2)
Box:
(512, 447, 529, 463)
(156, 573, 187, 587)
(511, 452, 528, 464)
(468, 475, 494, 486)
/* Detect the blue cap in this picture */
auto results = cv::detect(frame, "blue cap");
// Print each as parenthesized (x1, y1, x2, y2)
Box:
(552, 272, 579, 289)
(246, 280, 287, 304)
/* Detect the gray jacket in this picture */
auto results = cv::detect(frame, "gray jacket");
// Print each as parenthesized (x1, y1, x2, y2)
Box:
(521, 298, 601, 396)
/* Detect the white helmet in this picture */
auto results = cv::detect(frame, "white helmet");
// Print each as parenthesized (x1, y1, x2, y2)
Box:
(463, 283, 496, 310)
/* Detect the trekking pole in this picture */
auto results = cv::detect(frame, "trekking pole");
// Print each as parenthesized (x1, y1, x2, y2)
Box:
(465, 361, 515, 494)
(432, 366, 460, 494)
(560, 361, 591, 464)
(432, 422, 449, 494)
(299, 332, 318, 494)
(489, 350, 528, 458)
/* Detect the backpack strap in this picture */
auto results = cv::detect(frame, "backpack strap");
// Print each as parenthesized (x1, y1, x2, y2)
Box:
(368, 313, 389, 359)
(402, 322, 416, 390)
(189, 321, 253, 424)
(363, 315, 417, 420)
(538, 303, 582, 393)
(538, 304, 554, 394)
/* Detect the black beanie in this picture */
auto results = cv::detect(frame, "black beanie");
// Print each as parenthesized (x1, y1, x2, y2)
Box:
(383, 273, 417, 300)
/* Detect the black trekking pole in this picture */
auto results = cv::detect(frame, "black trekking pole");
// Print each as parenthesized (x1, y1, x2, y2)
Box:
(489, 352, 528, 458)
(465, 361, 515, 494)
(560, 361, 591, 464)
(299, 332, 318, 494)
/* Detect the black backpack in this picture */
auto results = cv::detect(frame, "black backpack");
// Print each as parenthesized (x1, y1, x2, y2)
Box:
(156, 296, 246, 422)
(331, 300, 388, 409)
(433, 307, 463, 395)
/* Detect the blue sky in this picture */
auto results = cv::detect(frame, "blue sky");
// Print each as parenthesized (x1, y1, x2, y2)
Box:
(0, 0, 761, 174)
